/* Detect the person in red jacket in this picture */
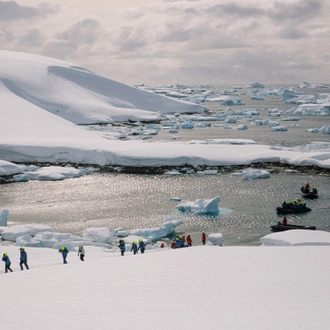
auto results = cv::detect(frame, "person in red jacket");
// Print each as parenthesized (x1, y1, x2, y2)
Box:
(186, 234, 193, 247)
(202, 232, 206, 245)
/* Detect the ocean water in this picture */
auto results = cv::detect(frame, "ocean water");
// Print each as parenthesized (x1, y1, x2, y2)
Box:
(1, 172, 330, 246)
(1, 84, 330, 246)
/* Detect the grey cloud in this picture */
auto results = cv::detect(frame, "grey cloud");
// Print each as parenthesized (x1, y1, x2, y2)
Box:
(19, 28, 44, 47)
(0, 29, 14, 43)
(279, 27, 306, 40)
(42, 40, 77, 59)
(56, 19, 101, 46)
(270, 0, 323, 21)
(160, 29, 195, 42)
(119, 39, 145, 52)
(0, 1, 58, 21)
(206, 0, 323, 22)
(207, 3, 264, 18)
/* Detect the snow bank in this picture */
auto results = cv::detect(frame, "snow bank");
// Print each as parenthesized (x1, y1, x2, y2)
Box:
(208, 233, 224, 246)
(0, 217, 183, 249)
(260, 230, 330, 246)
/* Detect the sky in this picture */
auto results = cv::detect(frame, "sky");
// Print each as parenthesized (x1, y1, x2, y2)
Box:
(1, 0, 330, 85)
(1, 243, 330, 329)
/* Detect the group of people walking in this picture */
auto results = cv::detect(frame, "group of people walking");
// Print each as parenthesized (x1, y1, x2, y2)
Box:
(118, 238, 146, 256)
(58, 245, 85, 264)
(2, 245, 85, 273)
(2, 247, 29, 273)
(3, 234, 208, 272)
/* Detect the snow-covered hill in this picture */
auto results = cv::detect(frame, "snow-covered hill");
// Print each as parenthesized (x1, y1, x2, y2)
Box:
(0, 50, 206, 124)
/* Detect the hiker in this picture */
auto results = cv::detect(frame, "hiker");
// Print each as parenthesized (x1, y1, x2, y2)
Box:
(131, 241, 138, 255)
(118, 240, 126, 256)
(77, 245, 85, 261)
(58, 246, 69, 264)
(138, 239, 146, 254)
(170, 239, 176, 249)
(202, 232, 206, 245)
(186, 234, 193, 247)
(281, 217, 287, 225)
(2, 252, 13, 273)
(19, 247, 29, 270)
(175, 236, 182, 248)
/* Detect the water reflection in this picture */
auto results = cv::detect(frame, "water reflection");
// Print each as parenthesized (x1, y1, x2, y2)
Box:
(1, 172, 329, 246)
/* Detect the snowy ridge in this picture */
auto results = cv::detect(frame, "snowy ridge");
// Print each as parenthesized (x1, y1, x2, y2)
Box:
(0, 50, 206, 124)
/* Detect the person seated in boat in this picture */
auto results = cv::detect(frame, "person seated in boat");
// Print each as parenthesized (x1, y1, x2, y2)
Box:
(302, 183, 310, 193)
(296, 199, 303, 208)
(283, 200, 294, 209)
(312, 186, 318, 194)
(281, 216, 287, 225)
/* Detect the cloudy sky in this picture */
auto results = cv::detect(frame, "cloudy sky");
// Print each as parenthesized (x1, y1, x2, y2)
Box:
(1, 0, 329, 85)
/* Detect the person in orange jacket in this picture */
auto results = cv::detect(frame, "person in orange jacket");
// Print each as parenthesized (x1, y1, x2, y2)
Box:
(186, 234, 193, 247)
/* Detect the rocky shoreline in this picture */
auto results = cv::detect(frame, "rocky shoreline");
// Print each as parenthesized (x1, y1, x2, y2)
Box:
(1, 161, 329, 184)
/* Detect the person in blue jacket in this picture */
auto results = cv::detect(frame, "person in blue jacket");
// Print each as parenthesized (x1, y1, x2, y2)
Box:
(19, 247, 29, 270)
(58, 246, 69, 264)
(131, 241, 138, 255)
(118, 240, 126, 256)
(2, 252, 13, 273)
(138, 239, 146, 254)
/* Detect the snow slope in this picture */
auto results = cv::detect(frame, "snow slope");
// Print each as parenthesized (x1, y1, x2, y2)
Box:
(1, 245, 330, 330)
(0, 50, 206, 124)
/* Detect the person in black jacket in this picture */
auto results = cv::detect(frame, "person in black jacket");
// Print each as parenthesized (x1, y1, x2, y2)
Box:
(118, 240, 126, 256)
(2, 252, 13, 273)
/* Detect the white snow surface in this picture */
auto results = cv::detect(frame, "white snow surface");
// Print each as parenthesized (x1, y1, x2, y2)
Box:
(1, 242, 330, 330)
(1, 51, 330, 172)
(261, 230, 330, 246)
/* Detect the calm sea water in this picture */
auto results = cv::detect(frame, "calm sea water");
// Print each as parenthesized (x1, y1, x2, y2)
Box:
(1, 85, 330, 246)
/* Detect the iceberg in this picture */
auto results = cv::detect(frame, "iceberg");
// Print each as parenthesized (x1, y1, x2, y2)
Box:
(282, 91, 316, 104)
(249, 82, 265, 88)
(0, 224, 52, 242)
(0, 210, 9, 227)
(177, 196, 221, 214)
(128, 217, 183, 240)
(243, 168, 270, 179)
